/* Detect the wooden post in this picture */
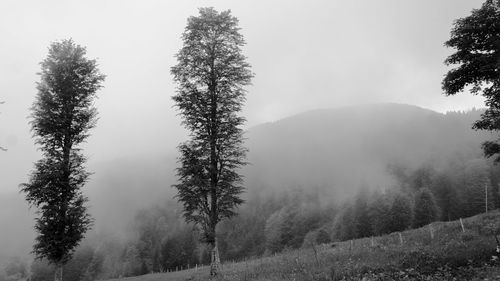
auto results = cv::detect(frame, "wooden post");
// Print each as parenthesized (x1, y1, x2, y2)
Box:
(429, 224, 434, 239)
(398, 232, 403, 245)
(195, 264, 198, 271)
(349, 239, 353, 251)
(460, 218, 465, 232)
(485, 183, 488, 213)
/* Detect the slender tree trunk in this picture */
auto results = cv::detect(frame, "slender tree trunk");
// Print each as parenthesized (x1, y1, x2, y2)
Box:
(54, 264, 63, 281)
(209, 238, 221, 277)
(208, 74, 220, 277)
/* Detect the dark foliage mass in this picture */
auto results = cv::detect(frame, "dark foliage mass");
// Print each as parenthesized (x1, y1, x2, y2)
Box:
(171, 7, 253, 275)
(443, 0, 500, 162)
(412, 188, 439, 228)
(20, 39, 104, 271)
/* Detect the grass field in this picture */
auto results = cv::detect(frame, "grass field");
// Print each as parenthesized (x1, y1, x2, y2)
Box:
(106, 211, 500, 281)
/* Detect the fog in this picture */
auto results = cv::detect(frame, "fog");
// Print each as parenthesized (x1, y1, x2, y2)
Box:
(0, 0, 489, 265)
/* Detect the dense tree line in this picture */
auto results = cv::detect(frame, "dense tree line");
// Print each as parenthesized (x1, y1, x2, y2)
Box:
(6, 154, 497, 280)
(332, 157, 499, 241)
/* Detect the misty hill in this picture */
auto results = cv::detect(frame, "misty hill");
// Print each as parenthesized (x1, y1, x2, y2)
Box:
(244, 103, 487, 199)
(0, 103, 490, 266)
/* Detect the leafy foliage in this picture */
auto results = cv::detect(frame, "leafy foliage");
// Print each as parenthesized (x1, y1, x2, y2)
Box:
(171, 8, 253, 242)
(443, 0, 500, 162)
(20, 39, 104, 266)
(171, 8, 253, 277)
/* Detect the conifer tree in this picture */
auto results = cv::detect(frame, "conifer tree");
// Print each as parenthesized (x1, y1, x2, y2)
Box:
(353, 188, 372, 238)
(388, 192, 412, 232)
(413, 188, 439, 228)
(430, 174, 462, 221)
(171, 8, 253, 276)
(464, 159, 495, 216)
(21, 39, 104, 281)
(369, 192, 392, 235)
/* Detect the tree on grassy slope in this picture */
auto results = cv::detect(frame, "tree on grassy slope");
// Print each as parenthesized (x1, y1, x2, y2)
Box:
(21, 39, 104, 281)
(171, 7, 253, 276)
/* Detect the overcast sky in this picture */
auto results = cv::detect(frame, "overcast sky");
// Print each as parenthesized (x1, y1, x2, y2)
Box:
(0, 0, 486, 193)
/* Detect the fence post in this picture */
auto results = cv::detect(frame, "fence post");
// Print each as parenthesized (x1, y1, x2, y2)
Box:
(398, 232, 403, 245)
(485, 183, 488, 213)
(429, 224, 434, 239)
(460, 218, 465, 233)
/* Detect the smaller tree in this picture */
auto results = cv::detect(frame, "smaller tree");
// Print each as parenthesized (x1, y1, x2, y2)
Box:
(264, 208, 287, 254)
(413, 188, 439, 228)
(353, 188, 373, 238)
(463, 159, 495, 216)
(430, 174, 462, 221)
(332, 203, 355, 241)
(388, 192, 412, 232)
(369, 192, 392, 236)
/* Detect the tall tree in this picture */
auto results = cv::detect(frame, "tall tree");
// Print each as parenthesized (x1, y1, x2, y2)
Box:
(388, 192, 412, 232)
(443, 0, 500, 161)
(171, 8, 253, 276)
(21, 39, 105, 281)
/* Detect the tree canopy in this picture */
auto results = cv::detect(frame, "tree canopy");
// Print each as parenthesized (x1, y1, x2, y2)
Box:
(171, 7, 253, 276)
(21, 39, 104, 281)
(443, 0, 500, 161)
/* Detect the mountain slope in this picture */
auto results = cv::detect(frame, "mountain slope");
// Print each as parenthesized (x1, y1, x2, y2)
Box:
(244, 103, 487, 199)
(0, 103, 490, 266)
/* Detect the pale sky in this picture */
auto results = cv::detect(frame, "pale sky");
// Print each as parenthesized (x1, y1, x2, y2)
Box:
(0, 0, 487, 193)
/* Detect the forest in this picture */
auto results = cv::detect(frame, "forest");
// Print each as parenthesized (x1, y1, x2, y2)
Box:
(2, 106, 498, 281)
(0, 1, 499, 280)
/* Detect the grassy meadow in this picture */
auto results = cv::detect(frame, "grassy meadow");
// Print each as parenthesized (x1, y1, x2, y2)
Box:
(106, 211, 500, 281)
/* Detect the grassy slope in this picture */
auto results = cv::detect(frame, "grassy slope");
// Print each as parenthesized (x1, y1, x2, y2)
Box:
(107, 211, 500, 281)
